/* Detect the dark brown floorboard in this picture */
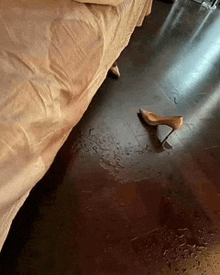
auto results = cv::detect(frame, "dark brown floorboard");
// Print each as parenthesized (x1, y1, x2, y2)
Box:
(1, 0, 220, 274)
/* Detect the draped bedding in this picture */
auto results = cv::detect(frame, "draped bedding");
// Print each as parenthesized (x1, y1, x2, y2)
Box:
(74, 0, 126, 5)
(0, 0, 152, 250)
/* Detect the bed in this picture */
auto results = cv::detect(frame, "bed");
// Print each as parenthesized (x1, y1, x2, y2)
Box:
(0, 0, 152, 250)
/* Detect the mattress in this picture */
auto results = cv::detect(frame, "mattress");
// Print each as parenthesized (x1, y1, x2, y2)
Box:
(0, 0, 152, 250)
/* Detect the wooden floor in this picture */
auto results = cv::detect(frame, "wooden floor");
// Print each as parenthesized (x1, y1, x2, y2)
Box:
(1, 0, 220, 274)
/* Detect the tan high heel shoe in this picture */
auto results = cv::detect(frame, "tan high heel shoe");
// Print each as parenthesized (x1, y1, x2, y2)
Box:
(109, 61, 120, 78)
(139, 109, 184, 143)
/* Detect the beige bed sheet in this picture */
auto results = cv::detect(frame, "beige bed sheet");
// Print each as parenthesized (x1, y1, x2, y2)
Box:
(0, 0, 152, 250)
(74, 0, 126, 6)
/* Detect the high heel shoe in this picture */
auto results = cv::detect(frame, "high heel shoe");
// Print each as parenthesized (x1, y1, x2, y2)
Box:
(109, 61, 120, 78)
(139, 109, 183, 143)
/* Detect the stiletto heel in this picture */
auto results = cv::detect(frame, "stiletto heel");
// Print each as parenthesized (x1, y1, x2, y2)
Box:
(161, 129, 175, 144)
(139, 109, 183, 143)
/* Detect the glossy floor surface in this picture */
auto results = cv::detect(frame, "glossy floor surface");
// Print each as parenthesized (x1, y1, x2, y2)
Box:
(1, 0, 220, 274)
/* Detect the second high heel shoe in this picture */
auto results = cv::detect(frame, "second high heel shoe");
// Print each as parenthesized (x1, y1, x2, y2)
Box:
(109, 61, 120, 78)
(139, 109, 184, 143)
